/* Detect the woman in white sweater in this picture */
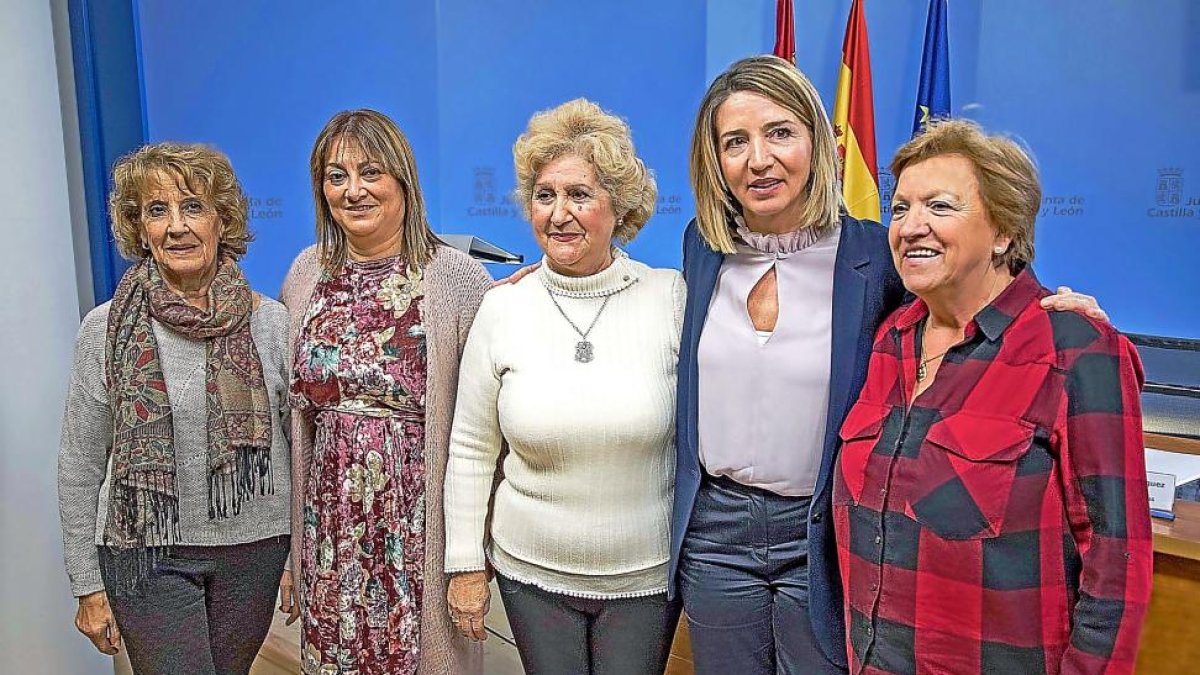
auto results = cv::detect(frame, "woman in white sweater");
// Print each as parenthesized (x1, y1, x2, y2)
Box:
(443, 98, 685, 675)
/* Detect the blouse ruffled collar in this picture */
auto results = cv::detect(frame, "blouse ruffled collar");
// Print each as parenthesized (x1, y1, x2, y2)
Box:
(734, 216, 827, 256)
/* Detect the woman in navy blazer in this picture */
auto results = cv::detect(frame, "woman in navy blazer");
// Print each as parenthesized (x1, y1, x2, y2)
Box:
(669, 55, 1102, 675)
(670, 56, 903, 675)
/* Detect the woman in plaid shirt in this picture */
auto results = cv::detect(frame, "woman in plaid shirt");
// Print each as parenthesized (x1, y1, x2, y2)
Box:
(833, 119, 1152, 674)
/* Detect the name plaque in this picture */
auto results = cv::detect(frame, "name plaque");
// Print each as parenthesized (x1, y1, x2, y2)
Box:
(1148, 470, 1177, 520)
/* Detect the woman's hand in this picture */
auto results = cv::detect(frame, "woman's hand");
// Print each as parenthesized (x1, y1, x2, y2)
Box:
(1039, 286, 1108, 322)
(278, 569, 301, 626)
(447, 571, 490, 642)
(75, 591, 120, 655)
(491, 262, 541, 288)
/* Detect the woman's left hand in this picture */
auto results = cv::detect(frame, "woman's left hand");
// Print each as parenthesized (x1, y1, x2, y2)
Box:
(278, 569, 300, 626)
(1039, 286, 1108, 322)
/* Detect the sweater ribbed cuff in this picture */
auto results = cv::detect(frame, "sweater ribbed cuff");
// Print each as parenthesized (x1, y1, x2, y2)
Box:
(70, 571, 105, 598)
(443, 551, 488, 574)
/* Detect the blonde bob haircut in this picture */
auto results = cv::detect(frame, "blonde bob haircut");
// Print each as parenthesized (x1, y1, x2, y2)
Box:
(309, 109, 439, 274)
(689, 55, 842, 254)
(108, 142, 250, 261)
(513, 98, 657, 244)
(890, 119, 1040, 275)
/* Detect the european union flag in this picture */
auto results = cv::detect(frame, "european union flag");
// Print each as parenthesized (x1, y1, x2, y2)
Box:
(912, 0, 950, 136)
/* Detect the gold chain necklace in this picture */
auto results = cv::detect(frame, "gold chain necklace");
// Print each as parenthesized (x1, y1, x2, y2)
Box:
(916, 326, 956, 382)
(916, 345, 952, 382)
(917, 271, 1007, 382)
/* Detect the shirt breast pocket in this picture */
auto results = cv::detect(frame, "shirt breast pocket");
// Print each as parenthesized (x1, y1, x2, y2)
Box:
(911, 412, 1036, 540)
(834, 401, 893, 507)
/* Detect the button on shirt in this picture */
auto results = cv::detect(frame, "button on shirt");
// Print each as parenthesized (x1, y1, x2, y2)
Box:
(832, 269, 1152, 675)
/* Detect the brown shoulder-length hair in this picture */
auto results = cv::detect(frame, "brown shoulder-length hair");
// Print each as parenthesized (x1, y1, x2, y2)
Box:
(689, 55, 842, 254)
(108, 142, 251, 260)
(309, 109, 438, 273)
(890, 119, 1040, 275)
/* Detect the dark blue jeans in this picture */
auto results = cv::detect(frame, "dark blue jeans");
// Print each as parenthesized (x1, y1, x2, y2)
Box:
(496, 573, 682, 675)
(98, 536, 289, 675)
(678, 475, 845, 675)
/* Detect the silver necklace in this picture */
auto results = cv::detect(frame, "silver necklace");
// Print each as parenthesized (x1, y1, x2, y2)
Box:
(544, 287, 615, 363)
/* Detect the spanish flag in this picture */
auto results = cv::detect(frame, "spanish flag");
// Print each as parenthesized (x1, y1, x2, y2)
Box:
(832, 0, 880, 222)
(773, 0, 795, 63)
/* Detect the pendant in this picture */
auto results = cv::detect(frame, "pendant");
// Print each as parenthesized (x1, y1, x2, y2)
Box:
(917, 361, 927, 382)
(575, 340, 594, 363)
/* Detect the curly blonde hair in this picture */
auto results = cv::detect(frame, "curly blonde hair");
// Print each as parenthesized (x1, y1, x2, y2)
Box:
(890, 119, 1040, 275)
(108, 142, 250, 260)
(513, 99, 657, 243)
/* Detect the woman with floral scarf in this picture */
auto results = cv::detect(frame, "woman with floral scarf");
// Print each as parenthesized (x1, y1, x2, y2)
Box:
(59, 143, 293, 674)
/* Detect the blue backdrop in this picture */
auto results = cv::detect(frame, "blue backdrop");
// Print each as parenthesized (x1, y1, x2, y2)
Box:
(122, 0, 1199, 337)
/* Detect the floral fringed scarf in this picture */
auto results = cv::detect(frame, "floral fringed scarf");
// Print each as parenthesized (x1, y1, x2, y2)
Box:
(103, 256, 272, 593)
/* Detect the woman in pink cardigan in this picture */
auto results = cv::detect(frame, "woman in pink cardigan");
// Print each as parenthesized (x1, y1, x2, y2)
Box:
(280, 109, 490, 675)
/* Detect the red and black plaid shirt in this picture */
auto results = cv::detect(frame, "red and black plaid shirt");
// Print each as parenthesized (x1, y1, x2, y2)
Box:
(833, 268, 1152, 674)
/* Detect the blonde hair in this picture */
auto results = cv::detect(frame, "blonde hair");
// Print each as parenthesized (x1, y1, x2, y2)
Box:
(890, 119, 1040, 275)
(512, 98, 657, 243)
(108, 142, 250, 260)
(309, 109, 438, 273)
(689, 55, 842, 254)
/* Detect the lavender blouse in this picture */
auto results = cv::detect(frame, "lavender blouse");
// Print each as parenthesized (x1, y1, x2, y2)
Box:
(696, 220, 840, 496)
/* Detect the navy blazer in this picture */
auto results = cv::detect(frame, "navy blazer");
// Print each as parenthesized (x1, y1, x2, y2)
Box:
(669, 214, 906, 669)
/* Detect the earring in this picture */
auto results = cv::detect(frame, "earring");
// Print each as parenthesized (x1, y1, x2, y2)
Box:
(993, 245, 1006, 254)
(617, 217, 625, 228)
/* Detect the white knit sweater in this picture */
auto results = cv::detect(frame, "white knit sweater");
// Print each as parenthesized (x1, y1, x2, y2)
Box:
(443, 253, 684, 598)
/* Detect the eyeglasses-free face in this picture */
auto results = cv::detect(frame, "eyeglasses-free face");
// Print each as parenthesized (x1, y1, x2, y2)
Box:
(322, 139, 408, 259)
(530, 154, 618, 277)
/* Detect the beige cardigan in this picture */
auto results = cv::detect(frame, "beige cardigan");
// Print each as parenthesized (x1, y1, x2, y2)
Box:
(281, 244, 490, 675)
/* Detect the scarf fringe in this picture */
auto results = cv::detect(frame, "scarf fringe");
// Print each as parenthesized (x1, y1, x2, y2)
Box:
(208, 446, 274, 520)
(103, 471, 179, 597)
(103, 545, 170, 599)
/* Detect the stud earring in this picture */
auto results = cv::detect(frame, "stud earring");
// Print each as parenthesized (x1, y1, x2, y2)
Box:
(993, 245, 1006, 254)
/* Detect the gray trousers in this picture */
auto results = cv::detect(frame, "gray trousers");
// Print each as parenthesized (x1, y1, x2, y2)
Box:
(98, 536, 289, 675)
(496, 573, 681, 675)
(678, 475, 845, 675)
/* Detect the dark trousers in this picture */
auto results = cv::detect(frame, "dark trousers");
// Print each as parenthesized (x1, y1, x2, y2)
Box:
(496, 573, 682, 675)
(678, 475, 845, 675)
(98, 536, 289, 675)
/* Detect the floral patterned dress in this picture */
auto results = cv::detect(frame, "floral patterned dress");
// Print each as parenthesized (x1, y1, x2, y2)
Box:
(291, 256, 428, 675)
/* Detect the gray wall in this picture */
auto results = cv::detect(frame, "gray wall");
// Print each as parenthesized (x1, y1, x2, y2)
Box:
(0, 0, 110, 672)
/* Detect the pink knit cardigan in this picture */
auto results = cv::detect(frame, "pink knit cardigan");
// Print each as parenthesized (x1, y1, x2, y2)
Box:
(281, 244, 490, 674)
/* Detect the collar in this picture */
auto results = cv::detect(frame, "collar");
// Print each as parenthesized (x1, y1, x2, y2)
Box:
(537, 248, 639, 298)
(733, 215, 829, 257)
(895, 267, 1044, 341)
